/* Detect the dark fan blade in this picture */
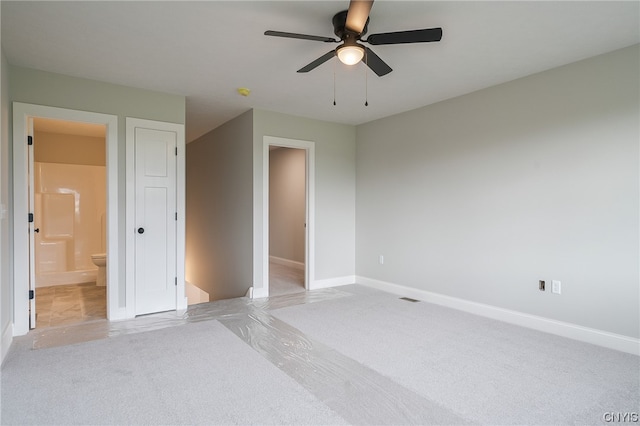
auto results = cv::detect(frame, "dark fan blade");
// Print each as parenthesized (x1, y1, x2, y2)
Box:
(265, 30, 338, 43)
(297, 50, 336, 73)
(364, 47, 392, 77)
(346, 0, 374, 34)
(366, 28, 443, 45)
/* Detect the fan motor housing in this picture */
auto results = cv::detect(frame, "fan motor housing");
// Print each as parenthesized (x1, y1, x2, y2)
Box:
(332, 10, 369, 39)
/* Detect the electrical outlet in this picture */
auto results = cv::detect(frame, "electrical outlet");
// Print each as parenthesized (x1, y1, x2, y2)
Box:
(552, 280, 562, 294)
(539, 280, 545, 291)
(379, 255, 384, 265)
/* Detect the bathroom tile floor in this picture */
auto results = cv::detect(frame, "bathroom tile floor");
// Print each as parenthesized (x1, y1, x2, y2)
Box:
(35, 283, 106, 328)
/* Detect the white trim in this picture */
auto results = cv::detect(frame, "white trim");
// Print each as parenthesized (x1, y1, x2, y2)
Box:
(252, 287, 269, 299)
(176, 121, 187, 311)
(269, 255, 304, 271)
(259, 136, 315, 299)
(111, 307, 128, 321)
(1, 322, 13, 365)
(125, 118, 186, 317)
(310, 275, 356, 290)
(12, 103, 118, 335)
(357, 276, 640, 355)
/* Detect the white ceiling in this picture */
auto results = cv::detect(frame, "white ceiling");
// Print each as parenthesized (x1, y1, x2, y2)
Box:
(2, 1, 638, 142)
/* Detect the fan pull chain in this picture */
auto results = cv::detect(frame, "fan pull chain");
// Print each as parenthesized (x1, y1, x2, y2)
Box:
(364, 50, 369, 106)
(333, 57, 337, 106)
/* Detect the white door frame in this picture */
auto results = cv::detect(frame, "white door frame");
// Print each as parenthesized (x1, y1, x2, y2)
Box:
(12, 102, 118, 335)
(125, 118, 186, 317)
(260, 136, 315, 297)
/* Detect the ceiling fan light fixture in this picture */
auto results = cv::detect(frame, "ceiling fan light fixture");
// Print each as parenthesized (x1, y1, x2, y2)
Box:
(337, 43, 365, 65)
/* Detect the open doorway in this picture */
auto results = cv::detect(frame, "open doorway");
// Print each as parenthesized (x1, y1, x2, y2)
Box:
(261, 136, 315, 298)
(269, 147, 306, 296)
(13, 103, 118, 336)
(32, 118, 107, 328)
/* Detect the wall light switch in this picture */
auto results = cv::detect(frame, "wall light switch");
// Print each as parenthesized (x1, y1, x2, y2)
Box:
(379, 255, 384, 265)
(552, 280, 562, 294)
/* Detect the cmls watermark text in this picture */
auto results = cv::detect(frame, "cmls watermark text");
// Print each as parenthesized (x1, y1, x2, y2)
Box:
(603, 412, 639, 423)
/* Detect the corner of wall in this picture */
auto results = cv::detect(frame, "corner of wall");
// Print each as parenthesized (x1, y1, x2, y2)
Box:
(1, 47, 14, 363)
(186, 111, 255, 301)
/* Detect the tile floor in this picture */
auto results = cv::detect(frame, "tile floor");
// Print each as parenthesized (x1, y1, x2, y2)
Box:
(35, 283, 106, 328)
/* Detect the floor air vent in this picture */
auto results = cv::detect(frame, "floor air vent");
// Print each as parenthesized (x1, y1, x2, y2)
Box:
(399, 297, 419, 303)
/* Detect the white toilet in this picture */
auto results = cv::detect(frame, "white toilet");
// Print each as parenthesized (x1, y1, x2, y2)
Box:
(91, 253, 107, 286)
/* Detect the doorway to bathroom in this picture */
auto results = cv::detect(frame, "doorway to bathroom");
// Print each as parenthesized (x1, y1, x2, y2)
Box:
(31, 118, 107, 328)
(13, 102, 119, 336)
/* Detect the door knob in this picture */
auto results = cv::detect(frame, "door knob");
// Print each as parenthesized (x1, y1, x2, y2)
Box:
(137, 227, 144, 234)
(34, 228, 40, 233)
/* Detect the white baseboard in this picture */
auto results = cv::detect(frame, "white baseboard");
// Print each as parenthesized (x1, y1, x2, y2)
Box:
(310, 275, 356, 290)
(178, 297, 189, 310)
(108, 307, 129, 321)
(2, 321, 13, 365)
(252, 287, 269, 299)
(269, 256, 305, 271)
(357, 276, 640, 356)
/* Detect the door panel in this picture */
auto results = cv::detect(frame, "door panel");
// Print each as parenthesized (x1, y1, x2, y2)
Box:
(134, 128, 177, 315)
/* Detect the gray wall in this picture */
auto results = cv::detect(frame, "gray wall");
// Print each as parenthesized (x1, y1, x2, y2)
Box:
(186, 110, 254, 300)
(1, 48, 13, 362)
(253, 109, 356, 291)
(356, 45, 639, 338)
(269, 148, 306, 264)
(9, 66, 185, 308)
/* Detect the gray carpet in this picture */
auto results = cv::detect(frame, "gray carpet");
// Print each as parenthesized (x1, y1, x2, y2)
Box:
(1, 320, 346, 425)
(271, 285, 640, 425)
(220, 311, 469, 425)
(2, 284, 638, 425)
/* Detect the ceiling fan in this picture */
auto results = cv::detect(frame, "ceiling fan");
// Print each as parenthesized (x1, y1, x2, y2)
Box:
(265, 0, 443, 77)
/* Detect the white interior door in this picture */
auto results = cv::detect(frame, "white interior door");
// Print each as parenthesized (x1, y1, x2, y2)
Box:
(134, 127, 177, 315)
(27, 117, 36, 329)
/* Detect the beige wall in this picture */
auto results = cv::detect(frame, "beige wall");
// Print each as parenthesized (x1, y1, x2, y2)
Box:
(269, 147, 305, 264)
(34, 131, 105, 166)
(186, 110, 253, 300)
(356, 45, 639, 338)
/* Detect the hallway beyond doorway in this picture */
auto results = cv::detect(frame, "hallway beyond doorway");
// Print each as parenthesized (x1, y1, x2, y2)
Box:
(269, 261, 304, 297)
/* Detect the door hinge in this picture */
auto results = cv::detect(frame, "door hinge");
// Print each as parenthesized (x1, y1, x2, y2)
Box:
(29, 290, 34, 300)
(28, 213, 34, 223)
(175, 212, 177, 221)
(175, 277, 177, 286)
(27, 136, 33, 146)
(175, 147, 178, 156)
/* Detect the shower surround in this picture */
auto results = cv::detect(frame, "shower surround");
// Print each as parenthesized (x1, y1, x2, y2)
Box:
(34, 162, 106, 287)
